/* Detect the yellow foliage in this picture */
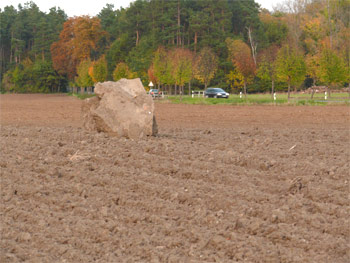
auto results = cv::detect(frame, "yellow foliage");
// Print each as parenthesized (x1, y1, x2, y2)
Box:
(226, 70, 244, 93)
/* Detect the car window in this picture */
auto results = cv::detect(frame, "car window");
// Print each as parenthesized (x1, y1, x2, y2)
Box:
(214, 88, 225, 92)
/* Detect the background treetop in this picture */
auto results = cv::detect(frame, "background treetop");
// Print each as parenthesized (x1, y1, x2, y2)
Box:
(1, 0, 349, 93)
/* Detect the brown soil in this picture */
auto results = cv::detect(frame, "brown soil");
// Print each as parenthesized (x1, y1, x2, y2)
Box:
(1, 94, 349, 262)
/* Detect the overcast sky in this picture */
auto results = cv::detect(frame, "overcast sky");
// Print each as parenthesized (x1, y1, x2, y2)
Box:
(1, 0, 281, 17)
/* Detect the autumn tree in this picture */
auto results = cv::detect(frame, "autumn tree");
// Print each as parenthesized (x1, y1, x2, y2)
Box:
(51, 16, 107, 80)
(50, 18, 77, 79)
(89, 56, 107, 83)
(75, 59, 93, 92)
(147, 64, 158, 88)
(226, 39, 256, 97)
(226, 69, 244, 93)
(152, 47, 176, 93)
(301, 15, 325, 55)
(275, 44, 306, 100)
(319, 47, 347, 97)
(153, 47, 169, 89)
(257, 45, 279, 98)
(194, 47, 218, 89)
(305, 53, 321, 88)
(169, 48, 194, 96)
(112, 62, 136, 81)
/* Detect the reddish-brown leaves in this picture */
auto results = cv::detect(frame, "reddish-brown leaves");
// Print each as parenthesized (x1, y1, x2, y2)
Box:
(51, 16, 107, 80)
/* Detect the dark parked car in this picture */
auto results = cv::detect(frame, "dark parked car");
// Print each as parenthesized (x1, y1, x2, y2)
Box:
(149, 89, 160, 97)
(204, 88, 229, 98)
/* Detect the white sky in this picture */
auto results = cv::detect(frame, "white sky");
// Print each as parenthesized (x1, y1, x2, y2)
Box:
(1, 0, 281, 17)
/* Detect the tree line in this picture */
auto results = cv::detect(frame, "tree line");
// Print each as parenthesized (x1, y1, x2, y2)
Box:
(1, 0, 349, 95)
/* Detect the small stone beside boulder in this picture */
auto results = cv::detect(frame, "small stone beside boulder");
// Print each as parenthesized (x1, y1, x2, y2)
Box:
(82, 79, 158, 139)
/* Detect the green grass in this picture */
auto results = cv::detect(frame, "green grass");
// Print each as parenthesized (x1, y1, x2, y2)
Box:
(162, 93, 350, 106)
(66, 91, 349, 105)
(68, 92, 95, 100)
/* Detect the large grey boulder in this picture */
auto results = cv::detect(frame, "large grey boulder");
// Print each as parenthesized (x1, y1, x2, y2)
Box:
(82, 79, 157, 139)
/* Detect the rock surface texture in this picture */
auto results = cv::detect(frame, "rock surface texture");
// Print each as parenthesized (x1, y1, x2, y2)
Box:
(82, 79, 157, 139)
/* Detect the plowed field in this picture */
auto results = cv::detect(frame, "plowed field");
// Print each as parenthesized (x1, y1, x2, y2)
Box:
(1, 94, 349, 262)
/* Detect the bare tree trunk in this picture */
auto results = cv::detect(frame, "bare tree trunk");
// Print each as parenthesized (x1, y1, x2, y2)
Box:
(271, 79, 275, 99)
(194, 32, 198, 52)
(188, 31, 190, 47)
(177, 0, 180, 46)
(10, 32, 13, 63)
(246, 26, 257, 66)
(327, 0, 333, 49)
(180, 85, 183, 101)
(244, 81, 247, 97)
(136, 29, 139, 45)
(288, 81, 291, 101)
(221, 10, 225, 32)
(311, 79, 316, 99)
(0, 47, 3, 74)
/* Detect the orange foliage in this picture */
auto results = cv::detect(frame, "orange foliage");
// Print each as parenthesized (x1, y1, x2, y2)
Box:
(51, 16, 107, 80)
(88, 63, 95, 82)
(226, 39, 256, 82)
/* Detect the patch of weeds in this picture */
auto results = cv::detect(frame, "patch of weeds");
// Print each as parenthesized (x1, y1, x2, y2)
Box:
(68, 92, 95, 100)
(297, 100, 306, 105)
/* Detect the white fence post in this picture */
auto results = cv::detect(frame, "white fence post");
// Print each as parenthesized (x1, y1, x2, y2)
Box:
(192, 91, 204, 98)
